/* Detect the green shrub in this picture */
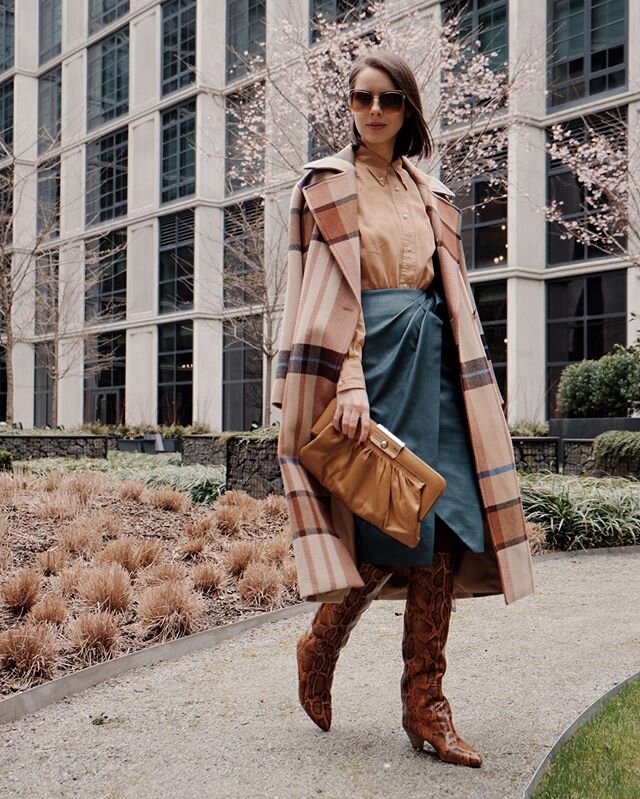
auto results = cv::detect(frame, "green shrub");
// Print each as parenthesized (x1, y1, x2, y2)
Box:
(508, 419, 550, 437)
(519, 472, 640, 550)
(592, 430, 640, 475)
(557, 344, 640, 418)
(0, 449, 12, 472)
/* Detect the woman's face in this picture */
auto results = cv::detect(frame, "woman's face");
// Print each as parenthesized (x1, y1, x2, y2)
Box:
(350, 66, 407, 153)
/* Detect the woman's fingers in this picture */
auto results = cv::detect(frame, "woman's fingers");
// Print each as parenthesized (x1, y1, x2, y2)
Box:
(332, 388, 370, 443)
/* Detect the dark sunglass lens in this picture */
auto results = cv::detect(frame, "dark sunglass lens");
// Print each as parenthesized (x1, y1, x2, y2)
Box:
(381, 92, 404, 112)
(350, 90, 372, 110)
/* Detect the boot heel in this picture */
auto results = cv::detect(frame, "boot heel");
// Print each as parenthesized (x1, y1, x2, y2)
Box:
(405, 730, 424, 750)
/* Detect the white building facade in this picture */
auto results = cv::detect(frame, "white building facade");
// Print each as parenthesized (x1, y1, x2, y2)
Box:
(0, 0, 638, 430)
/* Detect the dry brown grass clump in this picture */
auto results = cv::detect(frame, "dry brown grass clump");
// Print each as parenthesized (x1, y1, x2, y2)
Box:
(526, 521, 549, 555)
(213, 491, 261, 536)
(29, 594, 68, 625)
(65, 472, 105, 504)
(137, 580, 205, 642)
(66, 611, 119, 665)
(192, 563, 226, 594)
(37, 546, 68, 576)
(224, 540, 262, 577)
(118, 480, 146, 502)
(0, 516, 8, 541)
(43, 471, 64, 493)
(57, 520, 103, 557)
(138, 561, 188, 586)
(94, 536, 161, 574)
(57, 563, 85, 598)
(183, 516, 214, 538)
(281, 560, 298, 591)
(148, 487, 187, 513)
(260, 494, 289, 523)
(0, 623, 59, 685)
(37, 489, 83, 521)
(2, 568, 42, 613)
(92, 511, 123, 539)
(177, 536, 207, 560)
(0, 473, 16, 504)
(237, 561, 282, 609)
(262, 533, 291, 566)
(77, 564, 132, 613)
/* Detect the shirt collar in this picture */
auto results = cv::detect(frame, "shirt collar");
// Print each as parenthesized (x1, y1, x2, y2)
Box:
(355, 143, 408, 189)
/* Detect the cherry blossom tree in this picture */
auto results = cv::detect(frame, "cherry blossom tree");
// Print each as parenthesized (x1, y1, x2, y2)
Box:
(544, 107, 637, 268)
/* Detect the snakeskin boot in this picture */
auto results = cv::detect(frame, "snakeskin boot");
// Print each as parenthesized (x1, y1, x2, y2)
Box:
(401, 553, 483, 767)
(297, 561, 391, 731)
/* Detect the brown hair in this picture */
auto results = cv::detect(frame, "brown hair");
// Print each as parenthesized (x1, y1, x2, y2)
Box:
(347, 49, 434, 162)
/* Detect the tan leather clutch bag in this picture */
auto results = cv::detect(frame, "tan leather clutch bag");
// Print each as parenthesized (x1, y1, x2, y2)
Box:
(298, 397, 446, 548)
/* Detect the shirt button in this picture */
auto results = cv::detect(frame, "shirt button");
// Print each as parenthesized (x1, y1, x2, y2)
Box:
(402, 213, 408, 220)
(394, 186, 400, 191)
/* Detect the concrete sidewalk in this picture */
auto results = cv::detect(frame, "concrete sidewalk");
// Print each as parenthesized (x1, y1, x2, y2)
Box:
(1, 550, 639, 799)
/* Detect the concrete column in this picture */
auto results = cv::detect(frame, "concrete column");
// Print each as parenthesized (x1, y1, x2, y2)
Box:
(193, 317, 223, 429)
(130, 6, 160, 115)
(126, 325, 156, 425)
(127, 218, 157, 321)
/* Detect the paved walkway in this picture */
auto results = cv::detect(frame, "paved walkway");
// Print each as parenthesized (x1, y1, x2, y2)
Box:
(1, 550, 639, 799)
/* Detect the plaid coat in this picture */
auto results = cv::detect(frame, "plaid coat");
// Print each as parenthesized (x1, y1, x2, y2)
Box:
(271, 143, 535, 605)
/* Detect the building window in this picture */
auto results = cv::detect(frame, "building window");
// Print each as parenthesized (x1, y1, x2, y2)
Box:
(0, 1, 14, 74)
(35, 249, 58, 336)
(34, 342, 54, 427)
(548, 0, 626, 109)
(442, 0, 508, 73)
(310, 0, 374, 41)
(162, 0, 196, 96)
(85, 228, 127, 322)
(38, 66, 61, 154)
(158, 320, 193, 425)
(547, 106, 626, 266)
(88, 0, 129, 35)
(0, 78, 13, 152)
(84, 330, 126, 424)
(86, 127, 128, 226)
(161, 98, 196, 203)
(459, 176, 508, 270)
(0, 344, 6, 421)
(87, 27, 129, 131)
(36, 158, 60, 238)
(158, 208, 194, 314)
(225, 86, 264, 194)
(471, 280, 507, 404)
(226, 0, 265, 81)
(223, 199, 263, 308)
(546, 269, 626, 417)
(39, 0, 62, 65)
(222, 316, 262, 430)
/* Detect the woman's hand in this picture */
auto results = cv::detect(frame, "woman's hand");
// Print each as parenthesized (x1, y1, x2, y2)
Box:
(332, 387, 370, 445)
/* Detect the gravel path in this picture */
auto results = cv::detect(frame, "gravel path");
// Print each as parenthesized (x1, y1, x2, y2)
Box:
(1, 550, 639, 799)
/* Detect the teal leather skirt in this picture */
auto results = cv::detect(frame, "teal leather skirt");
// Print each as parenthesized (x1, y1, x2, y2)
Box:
(353, 282, 486, 567)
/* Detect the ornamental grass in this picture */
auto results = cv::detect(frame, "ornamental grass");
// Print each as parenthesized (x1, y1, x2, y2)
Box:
(77, 564, 132, 613)
(0, 623, 59, 685)
(2, 568, 42, 614)
(66, 611, 120, 665)
(137, 580, 205, 642)
(29, 594, 68, 626)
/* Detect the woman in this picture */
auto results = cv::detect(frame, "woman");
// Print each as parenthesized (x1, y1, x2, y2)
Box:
(271, 50, 535, 768)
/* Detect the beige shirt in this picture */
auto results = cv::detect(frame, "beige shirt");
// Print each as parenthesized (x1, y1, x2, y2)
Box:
(336, 143, 437, 392)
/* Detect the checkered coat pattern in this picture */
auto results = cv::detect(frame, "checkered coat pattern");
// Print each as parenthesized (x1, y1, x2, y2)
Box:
(271, 143, 535, 605)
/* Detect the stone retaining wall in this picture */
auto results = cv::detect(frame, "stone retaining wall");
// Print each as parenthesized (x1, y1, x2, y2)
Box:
(225, 436, 282, 498)
(0, 435, 115, 460)
(181, 436, 227, 466)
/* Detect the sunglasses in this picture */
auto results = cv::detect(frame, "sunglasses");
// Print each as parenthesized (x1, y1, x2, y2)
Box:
(348, 89, 406, 114)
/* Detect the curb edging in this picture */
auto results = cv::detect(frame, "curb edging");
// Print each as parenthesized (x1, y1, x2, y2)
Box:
(0, 601, 318, 725)
(523, 669, 640, 798)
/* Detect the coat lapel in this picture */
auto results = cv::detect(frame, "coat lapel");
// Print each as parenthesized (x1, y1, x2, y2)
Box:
(300, 160, 362, 303)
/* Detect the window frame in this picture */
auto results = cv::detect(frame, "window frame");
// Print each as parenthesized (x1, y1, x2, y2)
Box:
(85, 228, 128, 323)
(222, 315, 263, 431)
(85, 126, 128, 227)
(0, 0, 14, 75)
(88, 0, 130, 35)
(162, 0, 197, 97)
(157, 319, 193, 426)
(226, 0, 266, 82)
(160, 97, 196, 204)
(39, 0, 62, 66)
(547, 0, 628, 111)
(87, 25, 130, 131)
(38, 66, 62, 155)
(158, 208, 195, 314)
(83, 329, 126, 425)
